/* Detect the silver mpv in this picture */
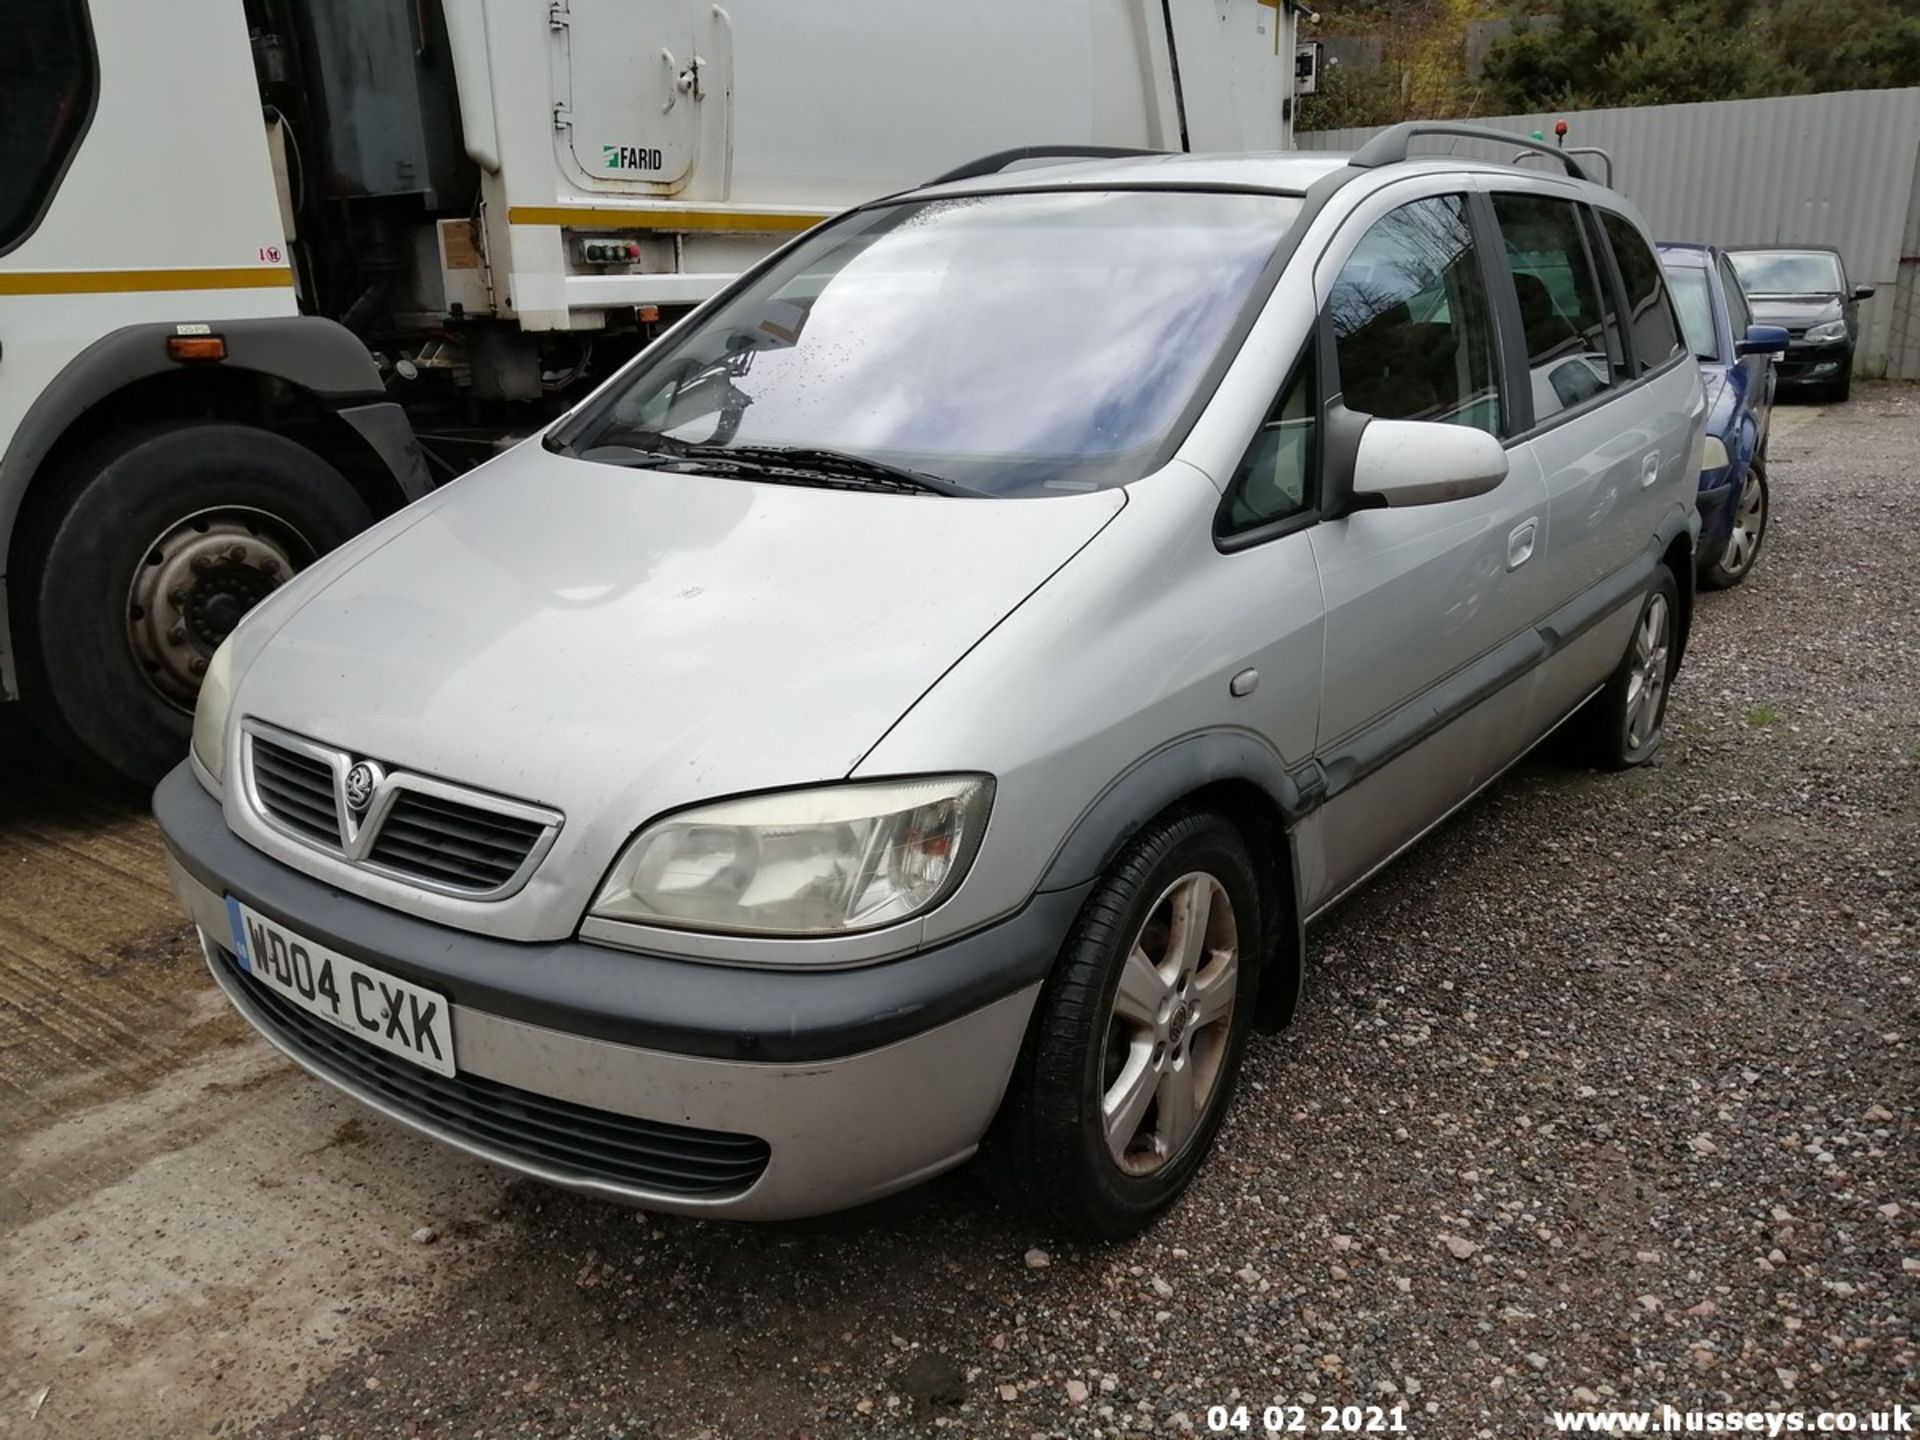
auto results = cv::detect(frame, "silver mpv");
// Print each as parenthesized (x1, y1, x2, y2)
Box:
(158, 124, 1704, 1238)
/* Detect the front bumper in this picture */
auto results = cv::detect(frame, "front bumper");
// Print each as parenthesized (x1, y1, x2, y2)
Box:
(1696, 471, 1738, 552)
(1776, 339, 1851, 386)
(157, 764, 1079, 1219)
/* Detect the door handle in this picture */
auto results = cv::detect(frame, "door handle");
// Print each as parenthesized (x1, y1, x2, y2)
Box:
(1507, 516, 1537, 570)
(1641, 451, 1662, 488)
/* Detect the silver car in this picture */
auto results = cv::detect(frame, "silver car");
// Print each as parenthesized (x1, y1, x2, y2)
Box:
(157, 125, 1704, 1238)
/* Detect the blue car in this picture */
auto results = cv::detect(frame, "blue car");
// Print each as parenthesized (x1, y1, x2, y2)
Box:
(1658, 243, 1790, 589)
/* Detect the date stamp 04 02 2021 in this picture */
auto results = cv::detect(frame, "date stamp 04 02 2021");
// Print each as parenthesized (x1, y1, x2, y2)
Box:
(1207, 1404, 1411, 1435)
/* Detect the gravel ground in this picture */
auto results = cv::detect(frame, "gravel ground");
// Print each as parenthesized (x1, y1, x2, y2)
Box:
(4, 392, 1914, 1440)
(254, 390, 1918, 1438)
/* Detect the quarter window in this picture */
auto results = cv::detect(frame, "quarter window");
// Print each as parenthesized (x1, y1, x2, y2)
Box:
(0, 0, 95, 253)
(1492, 193, 1622, 421)
(1599, 211, 1685, 369)
(1328, 194, 1504, 437)
(1219, 354, 1315, 540)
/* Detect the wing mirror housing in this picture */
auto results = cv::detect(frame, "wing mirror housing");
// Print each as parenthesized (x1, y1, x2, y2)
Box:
(1736, 323, 1791, 357)
(1852, 284, 1876, 301)
(1349, 418, 1508, 508)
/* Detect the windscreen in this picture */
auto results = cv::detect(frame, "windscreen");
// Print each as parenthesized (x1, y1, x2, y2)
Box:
(1728, 250, 1843, 295)
(1664, 266, 1718, 361)
(564, 189, 1303, 495)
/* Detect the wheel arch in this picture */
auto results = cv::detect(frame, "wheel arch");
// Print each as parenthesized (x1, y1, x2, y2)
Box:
(1035, 732, 1308, 1031)
(1, 317, 430, 697)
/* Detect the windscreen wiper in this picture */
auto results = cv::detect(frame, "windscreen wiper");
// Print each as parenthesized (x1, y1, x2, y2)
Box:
(561, 437, 975, 497)
(674, 444, 976, 497)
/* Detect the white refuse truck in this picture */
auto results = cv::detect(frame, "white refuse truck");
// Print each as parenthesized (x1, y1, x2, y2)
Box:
(0, 0, 1305, 784)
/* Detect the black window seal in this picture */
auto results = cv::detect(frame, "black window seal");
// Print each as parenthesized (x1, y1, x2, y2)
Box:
(0, 0, 101, 259)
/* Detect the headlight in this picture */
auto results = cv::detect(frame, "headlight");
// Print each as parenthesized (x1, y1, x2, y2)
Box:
(591, 776, 994, 936)
(1701, 436, 1731, 472)
(190, 636, 237, 784)
(1804, 319, 1847, 343)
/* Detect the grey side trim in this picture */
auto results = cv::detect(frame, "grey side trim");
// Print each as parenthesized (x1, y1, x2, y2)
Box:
(1033, 728, 1308, 1028)
(1037, 729, 1302, 893)
(1317, 535, 1668, 807)
(1317, 627, 1548, 802)
(155, 763, 1087, 1064)
(1304, 676, 1606, 924)
(336, 400, 434, 501)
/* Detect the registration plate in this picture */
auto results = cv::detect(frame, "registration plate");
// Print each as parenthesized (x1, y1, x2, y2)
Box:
(226, 899, 456, 1077)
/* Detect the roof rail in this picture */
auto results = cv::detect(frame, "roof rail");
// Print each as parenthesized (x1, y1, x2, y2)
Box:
(1512, 144, 1614, 187)
(1350, 122, 1593, 181)
(927, 145, 1168, 187)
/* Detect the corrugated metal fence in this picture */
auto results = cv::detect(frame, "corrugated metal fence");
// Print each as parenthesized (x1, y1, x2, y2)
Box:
(1300, 88, 1920, 378)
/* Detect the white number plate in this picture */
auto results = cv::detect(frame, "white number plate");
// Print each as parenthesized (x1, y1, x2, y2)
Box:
(226, 899, 456, 1077)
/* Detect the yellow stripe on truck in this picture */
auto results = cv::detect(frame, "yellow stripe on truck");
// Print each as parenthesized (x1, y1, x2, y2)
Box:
(0, 267, 295, 296)
(508, 205, 827, 233)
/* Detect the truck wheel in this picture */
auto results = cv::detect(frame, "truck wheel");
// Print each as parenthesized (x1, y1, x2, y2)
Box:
(17, 422, 373, 788)
(984, 808, 1261, 1239)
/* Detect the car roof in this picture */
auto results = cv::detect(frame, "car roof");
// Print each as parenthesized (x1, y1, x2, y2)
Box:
(1723, 243, 1841, 256)
(1657, 242, 1713, 267)
(908, 149, 1620, 202)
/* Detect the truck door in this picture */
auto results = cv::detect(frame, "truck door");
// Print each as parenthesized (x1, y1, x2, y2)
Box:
(551, 0, 703, 194)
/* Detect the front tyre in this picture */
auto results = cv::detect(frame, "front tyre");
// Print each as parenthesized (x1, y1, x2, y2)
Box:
(1700, 460, 1767, 590)
(1578, 565, 1681, 771)
(985, 809, 1261, 1239)
(17, 422, 373, 787)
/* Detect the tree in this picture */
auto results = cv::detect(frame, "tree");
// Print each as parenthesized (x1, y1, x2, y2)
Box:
(1480, 0, 1918, 111)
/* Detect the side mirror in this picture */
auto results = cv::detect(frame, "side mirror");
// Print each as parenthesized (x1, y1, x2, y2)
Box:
(1852, 284, 1876, 301)
(1735, 323, 1791, 357)
(1350, 419, 1508, 508)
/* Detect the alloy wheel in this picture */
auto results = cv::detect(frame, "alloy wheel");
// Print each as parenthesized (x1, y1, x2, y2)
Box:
(1100, 872, 1239, 1175)
(1721, 471, 1765, 577)
(1623, 593, 1671, 752)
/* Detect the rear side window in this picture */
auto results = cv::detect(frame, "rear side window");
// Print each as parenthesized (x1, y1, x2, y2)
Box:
(1599, 211, 1685, 370)
(1328, 194, 1504, 437)
(0, 0, 95, 253)
(1491, 193, 1620, 422)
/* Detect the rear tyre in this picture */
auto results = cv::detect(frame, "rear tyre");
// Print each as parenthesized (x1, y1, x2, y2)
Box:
(1700, 460, 1767, 590)
(1577, 565, 1681, 771)
(17, 422, 373, 788)
(984, 809, 1261, 1239)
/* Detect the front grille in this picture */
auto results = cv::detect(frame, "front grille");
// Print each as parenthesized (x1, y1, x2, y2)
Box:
(251, 737, 341, 843)
(243, 723, 561, 898)
(367, 790, 545, 892)
(216, 946, 771, 1197)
